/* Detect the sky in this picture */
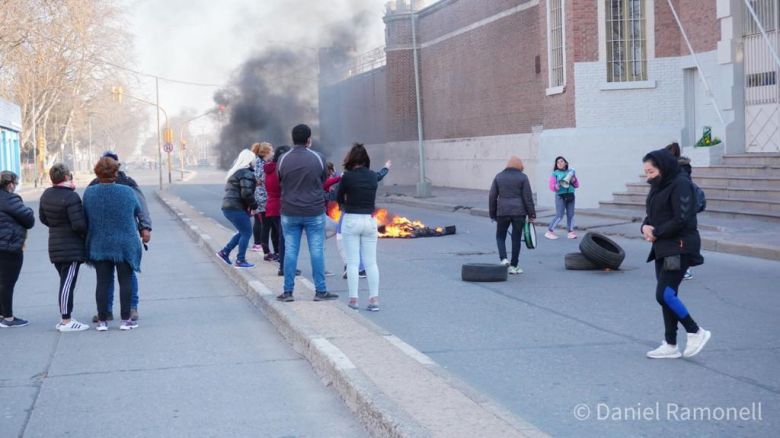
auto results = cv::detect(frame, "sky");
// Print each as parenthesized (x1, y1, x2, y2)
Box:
(123, 0, 389, 133)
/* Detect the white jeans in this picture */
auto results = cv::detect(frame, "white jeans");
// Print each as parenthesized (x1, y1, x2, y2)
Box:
(341, 213, 379, 300)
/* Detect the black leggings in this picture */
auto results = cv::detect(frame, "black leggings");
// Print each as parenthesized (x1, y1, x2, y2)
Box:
(654, 255, 699, 345)
(496, 216, 525, 267)
(252, 212, 265, 246)
(95, 261, 133, 321)
(55, 262, 81, 319)
(262, 214, 280, 255)
(0, 251, 23, 318)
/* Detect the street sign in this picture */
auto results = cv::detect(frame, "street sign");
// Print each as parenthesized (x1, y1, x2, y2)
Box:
(163, 143, 173, 153)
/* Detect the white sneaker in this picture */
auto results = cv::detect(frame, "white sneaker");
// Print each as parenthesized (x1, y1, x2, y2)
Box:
(683, 328, 711, 358)
(508, 266, 523, 274)
(567, 231, 577, 239)
(499, 258, 510, 266)
(120, 319, 139, 331)
(96, 321, 109, 332)
(683, 268, 693, 280)
(57, 319, 89, 332)
(646, 341, 681, 359)
(544, 231, 559, 240)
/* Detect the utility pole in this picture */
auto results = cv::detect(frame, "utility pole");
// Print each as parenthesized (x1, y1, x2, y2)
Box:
(411, 1, 431, 197)
(156, 77, 163, 189)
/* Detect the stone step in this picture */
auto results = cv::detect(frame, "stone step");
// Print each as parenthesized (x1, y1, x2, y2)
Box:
(613, 192, 780, 212)
(624, 183, 780, 201)
(693, 175, 780, 189)
(721, 153, 780, 166)
(600, 200, 780, 223)
(692, 165, 780, 178)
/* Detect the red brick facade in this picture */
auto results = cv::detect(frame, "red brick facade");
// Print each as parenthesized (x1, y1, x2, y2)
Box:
(319, 0, 723, 145)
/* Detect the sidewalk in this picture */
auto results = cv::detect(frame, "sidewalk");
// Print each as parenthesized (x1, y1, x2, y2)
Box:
(158, 189, 548, 438)
(1, 191, 366, 437)
(378, 184, 780, 261)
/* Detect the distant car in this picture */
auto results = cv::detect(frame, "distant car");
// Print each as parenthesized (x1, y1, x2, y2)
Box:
(197, 159, 211, 167)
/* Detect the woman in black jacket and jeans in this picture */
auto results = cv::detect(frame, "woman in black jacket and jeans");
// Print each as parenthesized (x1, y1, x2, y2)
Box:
(488, 156, 536, 275)
(0, 171, 35, 328)
(39, 164, 89, 332)
(217, 149, 258, 268)
(641, 149, 710, 359)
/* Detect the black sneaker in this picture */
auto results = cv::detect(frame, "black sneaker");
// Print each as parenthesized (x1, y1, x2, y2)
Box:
(277, 269, 302, 276)
(313, 292, 339, 301)
(367, 303, 380, 312)
(0, 317, 29, 328)
(92, 312, 114, 323)
(359, 270, 367, 279)
(276, 292, 294, 302)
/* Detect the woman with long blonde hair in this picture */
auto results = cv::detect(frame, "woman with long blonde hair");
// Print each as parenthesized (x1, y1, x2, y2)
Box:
(216, 149, 258, 268)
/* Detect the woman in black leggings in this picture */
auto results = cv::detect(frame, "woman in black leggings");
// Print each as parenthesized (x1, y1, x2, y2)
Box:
(641, 149, 710, 359)
(0, 171, 35, 328)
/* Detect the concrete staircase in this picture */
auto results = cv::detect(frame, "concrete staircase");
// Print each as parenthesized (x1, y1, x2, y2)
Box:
(600, 153, 780, 222)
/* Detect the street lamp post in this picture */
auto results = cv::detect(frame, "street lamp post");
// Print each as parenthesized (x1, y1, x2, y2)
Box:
(410, 2, 431, 198)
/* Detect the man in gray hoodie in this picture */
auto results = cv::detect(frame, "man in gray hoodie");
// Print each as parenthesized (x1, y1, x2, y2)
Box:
(276, 124, 338, 302)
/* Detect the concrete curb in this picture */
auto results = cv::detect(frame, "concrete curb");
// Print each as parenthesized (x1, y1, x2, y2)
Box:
(156, 190, 429, 438)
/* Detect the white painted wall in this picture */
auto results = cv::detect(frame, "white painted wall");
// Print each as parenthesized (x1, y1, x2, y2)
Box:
(537, 126, 680, 209)
(367, 133, 540, 193)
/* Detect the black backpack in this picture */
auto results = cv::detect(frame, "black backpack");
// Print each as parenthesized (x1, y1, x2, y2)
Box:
(693, 182, 706, 213)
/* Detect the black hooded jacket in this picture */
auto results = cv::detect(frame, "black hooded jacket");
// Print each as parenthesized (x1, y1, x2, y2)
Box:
(39, 186, 87, 263)
(0, 190, 35, 253)
(222, 167, 258, 211)
(641, 149, 703, 265)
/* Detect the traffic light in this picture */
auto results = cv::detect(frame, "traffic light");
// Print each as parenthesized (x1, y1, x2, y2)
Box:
(163, 128, 174, 144)
(111, 86, 124, 103)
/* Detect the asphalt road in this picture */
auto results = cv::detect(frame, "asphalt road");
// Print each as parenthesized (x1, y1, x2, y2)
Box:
(170, 175, 779, 437)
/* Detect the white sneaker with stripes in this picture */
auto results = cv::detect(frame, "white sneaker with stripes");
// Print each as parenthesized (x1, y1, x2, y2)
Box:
(57, 319, 89, 332)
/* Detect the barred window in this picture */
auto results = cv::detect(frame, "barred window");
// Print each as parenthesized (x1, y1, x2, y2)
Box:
(547, 0, 565, 88)
(606, 0, 647, 82)
(743, 0, 778, 36)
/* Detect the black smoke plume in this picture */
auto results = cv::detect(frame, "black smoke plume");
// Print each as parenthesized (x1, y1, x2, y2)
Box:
(213, 12, 370, 169)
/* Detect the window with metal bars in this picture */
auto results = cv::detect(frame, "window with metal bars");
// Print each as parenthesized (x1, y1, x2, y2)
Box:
(547, 0, 565, 88)
(743, 0, 778, 36)
(606, 0, 647, 82)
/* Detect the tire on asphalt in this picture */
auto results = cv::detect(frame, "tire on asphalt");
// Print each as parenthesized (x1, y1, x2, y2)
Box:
(461, 263, 508, 282)
(578, 232, 626, 270)
(564, 252, 601, 270)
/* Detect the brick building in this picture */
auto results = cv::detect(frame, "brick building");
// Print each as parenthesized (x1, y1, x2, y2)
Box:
(319, 0, 778, 208)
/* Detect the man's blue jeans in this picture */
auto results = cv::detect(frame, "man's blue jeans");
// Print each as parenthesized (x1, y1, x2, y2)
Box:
(106, 270, 139, 310)
(282, 214, 327, 294)
(222, 208, 253, 263)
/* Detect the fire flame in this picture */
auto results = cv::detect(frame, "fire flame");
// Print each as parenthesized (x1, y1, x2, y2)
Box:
(326, 204, 436, 238)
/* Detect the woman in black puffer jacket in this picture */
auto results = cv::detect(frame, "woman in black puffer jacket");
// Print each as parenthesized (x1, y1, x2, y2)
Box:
(641, 149, 710, 360)
(39, 164, 89, 332)
(0, 171, 35, 328)
(216, 149, 258, 268)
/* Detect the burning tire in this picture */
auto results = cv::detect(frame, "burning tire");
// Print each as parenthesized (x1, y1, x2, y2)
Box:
(564, 252, 601, 270)
(461, 263, 508, 282)
(578, 232, 625, 270)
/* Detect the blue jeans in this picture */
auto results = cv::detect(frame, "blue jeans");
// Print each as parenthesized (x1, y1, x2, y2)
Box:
(548, 195, 575, 232)
(106, 271, 139, 310)
(282, 214, 327, 294)
(222, 208, 253, 262)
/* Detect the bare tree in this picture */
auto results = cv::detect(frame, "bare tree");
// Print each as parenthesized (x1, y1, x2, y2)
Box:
(0, 0, 147, 178)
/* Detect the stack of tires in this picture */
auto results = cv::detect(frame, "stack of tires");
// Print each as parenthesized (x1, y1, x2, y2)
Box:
(565, 232, 625, 271)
